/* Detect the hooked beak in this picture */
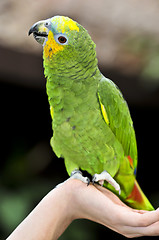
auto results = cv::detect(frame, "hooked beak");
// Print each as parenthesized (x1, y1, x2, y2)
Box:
(28, 20, 49, 45)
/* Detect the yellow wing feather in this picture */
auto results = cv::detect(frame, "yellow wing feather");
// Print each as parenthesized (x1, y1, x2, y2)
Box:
(98, 94, 109, 125)
(50, 106, 54, 119)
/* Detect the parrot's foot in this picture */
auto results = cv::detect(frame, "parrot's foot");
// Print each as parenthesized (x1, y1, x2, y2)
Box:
(92, 170, 121, 194)
(70, 170, 90, 185)
(55, 170, 90, 188)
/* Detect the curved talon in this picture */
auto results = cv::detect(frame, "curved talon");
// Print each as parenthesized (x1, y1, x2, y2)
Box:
(87, 178, 90, 186)
(92, 175, 96, 185)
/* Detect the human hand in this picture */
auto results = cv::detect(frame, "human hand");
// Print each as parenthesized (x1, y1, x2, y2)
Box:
(69, 179, 159, 238)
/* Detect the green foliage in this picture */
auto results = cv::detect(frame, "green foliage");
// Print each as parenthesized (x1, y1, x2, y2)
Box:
(141, 52, 159, 88)
(0, 189, 30, 233)
(59, 220, 98, 240)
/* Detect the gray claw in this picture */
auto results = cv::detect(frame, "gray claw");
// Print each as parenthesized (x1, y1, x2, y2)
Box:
(87, 177, 90, 186)
(92, 175, 96, 185)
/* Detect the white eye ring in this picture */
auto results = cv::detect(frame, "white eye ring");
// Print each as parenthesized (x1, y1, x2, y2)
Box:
(54, 34, 68, 45)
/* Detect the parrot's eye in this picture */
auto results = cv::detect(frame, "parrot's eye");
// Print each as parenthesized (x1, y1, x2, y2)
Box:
(58, 36, 67, 44)
(55, 34, 68, 45)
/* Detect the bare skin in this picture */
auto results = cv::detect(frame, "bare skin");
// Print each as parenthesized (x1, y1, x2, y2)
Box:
(7, 179, 159, 240)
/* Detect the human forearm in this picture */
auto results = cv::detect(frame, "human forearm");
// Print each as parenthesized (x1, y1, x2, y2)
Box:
(7, 182, 74, 240)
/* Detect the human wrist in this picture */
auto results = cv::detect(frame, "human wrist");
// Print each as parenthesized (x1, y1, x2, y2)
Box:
(63, 179, 90, 220)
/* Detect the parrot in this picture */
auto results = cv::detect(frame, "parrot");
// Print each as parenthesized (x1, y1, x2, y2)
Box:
(29, 15, 154, 210)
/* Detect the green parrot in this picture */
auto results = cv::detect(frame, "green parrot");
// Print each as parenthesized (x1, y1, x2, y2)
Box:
(29, 16, 154, 210)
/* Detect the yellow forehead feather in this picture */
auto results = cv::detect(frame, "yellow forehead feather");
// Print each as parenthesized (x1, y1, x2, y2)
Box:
(59, 16, 79, 33)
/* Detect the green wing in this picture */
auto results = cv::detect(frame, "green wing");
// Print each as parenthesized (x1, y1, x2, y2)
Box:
(98, 76, 137, 172)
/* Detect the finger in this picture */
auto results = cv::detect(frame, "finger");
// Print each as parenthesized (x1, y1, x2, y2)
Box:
(142, 221, 159, 236)
(123, 221, 159, 238)
(118, 207, 159, 227)
(94, 183, 159, 229)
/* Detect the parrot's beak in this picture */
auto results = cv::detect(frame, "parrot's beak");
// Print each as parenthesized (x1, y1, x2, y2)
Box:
(28, 20, 49, 45)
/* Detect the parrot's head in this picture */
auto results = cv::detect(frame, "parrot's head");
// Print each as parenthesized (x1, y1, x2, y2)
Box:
(29, 16, 97, 71)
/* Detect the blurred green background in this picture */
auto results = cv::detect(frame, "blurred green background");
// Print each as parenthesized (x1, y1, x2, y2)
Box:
(0, 0, 159, 239)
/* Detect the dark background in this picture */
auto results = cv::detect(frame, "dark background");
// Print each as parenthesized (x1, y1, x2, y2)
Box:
(0, 1, 159, 239)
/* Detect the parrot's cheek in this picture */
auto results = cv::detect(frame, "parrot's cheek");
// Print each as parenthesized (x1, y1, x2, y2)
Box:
(43, 31, 64, 59)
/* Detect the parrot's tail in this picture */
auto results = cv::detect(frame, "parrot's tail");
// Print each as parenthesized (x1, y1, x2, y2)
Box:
(125, 180, 154, 210)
